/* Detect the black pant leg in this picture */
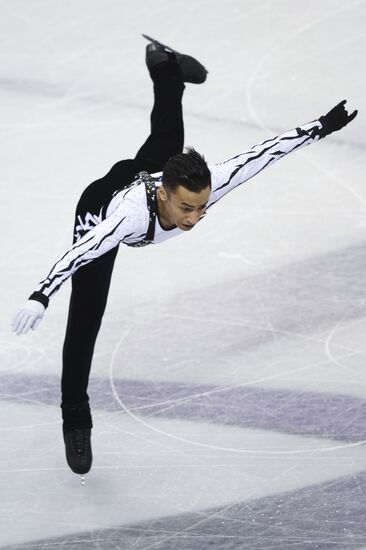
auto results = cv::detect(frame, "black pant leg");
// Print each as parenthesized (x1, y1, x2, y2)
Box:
(135, 60, 185, 173)
(61, 247, 118, 408)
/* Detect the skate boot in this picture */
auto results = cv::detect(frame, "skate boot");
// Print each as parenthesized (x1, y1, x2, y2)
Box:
(62, 401, 93, 475)
(143, 33, 208, 84)
(63, 427, 92, 475)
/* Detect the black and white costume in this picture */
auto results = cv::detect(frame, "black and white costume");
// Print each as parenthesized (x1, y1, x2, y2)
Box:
(32, 121, 321, 304)
(20, 57, 326, 427)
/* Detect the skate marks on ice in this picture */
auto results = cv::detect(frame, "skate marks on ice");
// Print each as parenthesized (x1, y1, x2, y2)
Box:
(2, 236, 366, 548)
(108, 237, 366, 399)
(3, 470, 366, 550)
(2, 237, 366, 442)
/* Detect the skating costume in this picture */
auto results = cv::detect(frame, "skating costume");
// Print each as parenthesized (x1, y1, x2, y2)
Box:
(31, 121, 322, 305)
(27, 58, 322, 417)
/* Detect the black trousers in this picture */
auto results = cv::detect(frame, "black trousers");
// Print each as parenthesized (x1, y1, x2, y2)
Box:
(61, 61, 185, 418)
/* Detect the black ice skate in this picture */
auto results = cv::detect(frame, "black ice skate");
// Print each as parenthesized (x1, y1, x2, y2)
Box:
(143, 33, 208, 84)
(61, 401, 93, 475)
(63, 427, 92, 475)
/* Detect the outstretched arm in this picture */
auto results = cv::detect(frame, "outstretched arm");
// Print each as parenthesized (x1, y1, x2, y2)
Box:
(208, 100, 357, 208)
(12, 201, 146, 335)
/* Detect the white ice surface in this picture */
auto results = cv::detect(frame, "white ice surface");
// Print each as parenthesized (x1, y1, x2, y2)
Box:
(1, 0, 366, 548)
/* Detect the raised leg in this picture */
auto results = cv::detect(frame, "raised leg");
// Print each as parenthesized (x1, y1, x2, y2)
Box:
(134, 58, 185, 173)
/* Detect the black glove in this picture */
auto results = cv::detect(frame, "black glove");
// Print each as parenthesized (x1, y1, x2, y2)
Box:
(318, 100, 358, 138)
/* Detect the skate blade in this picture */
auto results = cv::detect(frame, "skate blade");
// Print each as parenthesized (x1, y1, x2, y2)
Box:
(142, 34, 177, 54)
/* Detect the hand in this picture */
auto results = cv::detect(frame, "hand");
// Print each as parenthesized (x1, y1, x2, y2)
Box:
(319, 100, 358, 138)
(12, 300, 46, 335)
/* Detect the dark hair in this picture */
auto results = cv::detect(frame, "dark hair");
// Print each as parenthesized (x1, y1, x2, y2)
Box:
(162, 147, 211, 194)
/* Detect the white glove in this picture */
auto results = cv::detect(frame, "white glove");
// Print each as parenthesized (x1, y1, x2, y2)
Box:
(12, 300, 46, 335)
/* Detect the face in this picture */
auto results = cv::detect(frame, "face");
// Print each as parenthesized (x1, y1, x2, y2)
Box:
(158, 184, 211, 231)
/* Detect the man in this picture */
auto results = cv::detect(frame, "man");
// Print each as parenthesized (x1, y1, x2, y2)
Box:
(12, 36, 358, 476)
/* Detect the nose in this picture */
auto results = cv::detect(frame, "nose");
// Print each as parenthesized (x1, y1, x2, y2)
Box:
(185, 212, 201, 226)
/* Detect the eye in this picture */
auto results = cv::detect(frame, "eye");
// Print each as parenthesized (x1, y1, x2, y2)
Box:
(181, 207, 193, 212)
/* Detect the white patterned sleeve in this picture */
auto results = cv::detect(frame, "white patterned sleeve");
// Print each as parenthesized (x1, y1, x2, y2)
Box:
(207, 120, 323, 208)
(31, 201, 146, 301)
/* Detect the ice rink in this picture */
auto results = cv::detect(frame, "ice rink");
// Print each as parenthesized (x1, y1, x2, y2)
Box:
(1, 0, 366, 548)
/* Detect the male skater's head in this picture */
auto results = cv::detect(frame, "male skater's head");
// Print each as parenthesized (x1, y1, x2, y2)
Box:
(157, 147, 211, 231)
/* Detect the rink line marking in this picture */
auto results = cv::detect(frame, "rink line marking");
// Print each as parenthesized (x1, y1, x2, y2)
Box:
(119, 338, 364, 414)
(117, 347, 366, 414)
(256, 30, 366, 83)
(326, 317, 366, 359)
(4, 371, 366, 452)
(245, 0, 366, 264)
(301, 152, 366, 207)
(135, 349, 366, 420)
(106, 310, 366, 414)
(246, 0, 366, 133)
(96, 409, 202, 458)
(3, 319, 366, 436)
(108, 329, 366, 455)
(192, 0, 366, 119)
(325, 315, 366, 375)
(145, 309, 366, 369)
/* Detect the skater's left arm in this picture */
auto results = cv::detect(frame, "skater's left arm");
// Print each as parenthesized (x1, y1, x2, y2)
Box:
(207, 100, 358, 207)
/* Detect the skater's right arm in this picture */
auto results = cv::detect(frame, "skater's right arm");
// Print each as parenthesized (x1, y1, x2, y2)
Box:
(12, 199, 147, 335)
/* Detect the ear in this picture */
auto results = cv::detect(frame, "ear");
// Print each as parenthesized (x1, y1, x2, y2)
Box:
(158, 185, 169, 202)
